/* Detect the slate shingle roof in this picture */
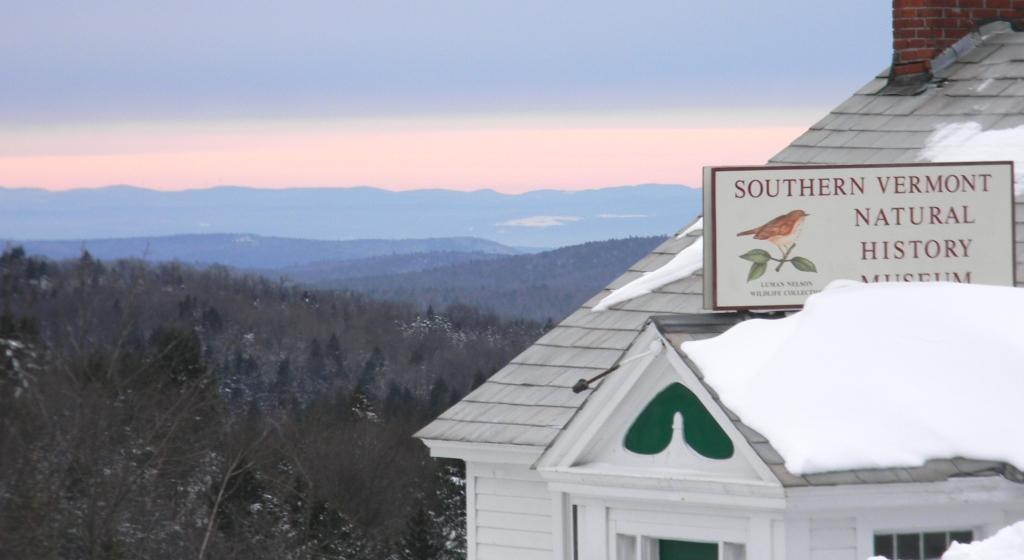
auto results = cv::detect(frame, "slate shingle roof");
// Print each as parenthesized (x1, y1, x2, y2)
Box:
(417, 23, 1024, 478)
(772, 22, 1024, 167)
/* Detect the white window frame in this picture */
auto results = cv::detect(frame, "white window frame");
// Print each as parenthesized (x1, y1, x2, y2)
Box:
(871, 529, 974, 559)
(609, 532, 743, 560)
(854, 509, 998, 560)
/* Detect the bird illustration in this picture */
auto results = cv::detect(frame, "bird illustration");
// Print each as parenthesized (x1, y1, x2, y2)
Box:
(736, 209, 809, 249)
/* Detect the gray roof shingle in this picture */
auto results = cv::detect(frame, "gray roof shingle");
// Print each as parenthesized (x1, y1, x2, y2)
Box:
(771, 23, 1024, 168)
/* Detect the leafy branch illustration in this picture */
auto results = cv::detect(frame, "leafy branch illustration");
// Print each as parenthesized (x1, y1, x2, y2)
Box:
(740, 244, 817, 281)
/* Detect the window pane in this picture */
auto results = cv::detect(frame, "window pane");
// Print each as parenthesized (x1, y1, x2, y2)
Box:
(949, 531, 973, 546)
(923, 533, 947, 558)
(874, 534, 895, 558)
(659, 539, 718, 560)
(896, 533, 922, 560)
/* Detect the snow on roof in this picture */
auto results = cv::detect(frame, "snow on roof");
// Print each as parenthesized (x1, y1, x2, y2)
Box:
(592, 234, 702, 311)
(682, 280, 1024, 476)
(676, 216, 703, 238)
(869, 520, 1024, 560)
(921, 122, 1024, 198)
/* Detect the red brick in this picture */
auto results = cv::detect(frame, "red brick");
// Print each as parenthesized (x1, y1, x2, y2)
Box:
(899, 48, 939, 61)
(893, 61, 931, 75)
(891, 1, 1010, 75)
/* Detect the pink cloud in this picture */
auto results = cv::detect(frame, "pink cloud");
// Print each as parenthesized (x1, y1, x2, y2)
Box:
(0, 120, 808, 192)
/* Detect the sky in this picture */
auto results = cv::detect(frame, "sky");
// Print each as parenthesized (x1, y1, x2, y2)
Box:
(1, 0, 892, 192)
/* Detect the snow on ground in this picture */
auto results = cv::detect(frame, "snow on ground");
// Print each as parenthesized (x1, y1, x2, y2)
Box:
(682, 280, 1024, 475)
(868, 521, 1024, 560)
(921, 122, 1024, 198)
(592, 235, 702, 311)
(943, 521, 1024, 560)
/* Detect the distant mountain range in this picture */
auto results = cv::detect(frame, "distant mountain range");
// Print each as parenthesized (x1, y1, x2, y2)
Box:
(0, 184, 700, 248)
(318, 236, 669, 322)
(8, 234, 520, 270)
(271, 250, 511, 282)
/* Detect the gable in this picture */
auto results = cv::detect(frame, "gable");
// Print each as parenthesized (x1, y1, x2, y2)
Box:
(536, 326, 779, 489)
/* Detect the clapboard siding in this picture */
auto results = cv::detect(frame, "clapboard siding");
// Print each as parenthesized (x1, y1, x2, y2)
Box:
(471, 463, 554, 560)
(477, 511, 552, 533)
(477, 527, 553, 549)
(476, 477, 552, 499)
(809, 517, 858, 560)
(477, 544, 550, 560)
(476, 494, 551, 516)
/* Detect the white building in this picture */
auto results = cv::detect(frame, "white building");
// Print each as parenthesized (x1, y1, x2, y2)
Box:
(416, 2, 1024, 559)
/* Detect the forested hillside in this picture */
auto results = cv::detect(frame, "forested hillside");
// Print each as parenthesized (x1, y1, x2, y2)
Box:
(326, 236, 668, 322)
(275, 250, 507, 283)
(0, 247, 544, 559)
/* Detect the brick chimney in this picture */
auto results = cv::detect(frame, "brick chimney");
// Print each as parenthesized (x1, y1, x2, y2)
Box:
(892, 0, 1024, 76)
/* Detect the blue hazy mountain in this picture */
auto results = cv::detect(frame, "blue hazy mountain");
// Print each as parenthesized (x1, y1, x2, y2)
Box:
(308, 236, 670, 321)
(0, 184, 700, 248)
(7, 235, 520, 270)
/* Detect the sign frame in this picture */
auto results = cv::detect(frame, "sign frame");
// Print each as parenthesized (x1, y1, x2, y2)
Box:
(702, 161, 1017, 311)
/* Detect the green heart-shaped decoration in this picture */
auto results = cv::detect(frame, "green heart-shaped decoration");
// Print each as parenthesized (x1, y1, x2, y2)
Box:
(624, 383, 734, 459)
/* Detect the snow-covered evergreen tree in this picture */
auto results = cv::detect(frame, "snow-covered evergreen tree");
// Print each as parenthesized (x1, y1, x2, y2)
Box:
(432, 462, 467, 560)
(397, 505, 441, 560)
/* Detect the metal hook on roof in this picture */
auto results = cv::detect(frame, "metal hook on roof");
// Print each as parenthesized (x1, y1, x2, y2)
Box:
(571, 339, 663, 393)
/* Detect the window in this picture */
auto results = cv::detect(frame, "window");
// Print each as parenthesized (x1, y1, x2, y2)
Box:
(615, 536, 744, 560)
(658, 539, 718, 560)
(874, 530, 973, 559)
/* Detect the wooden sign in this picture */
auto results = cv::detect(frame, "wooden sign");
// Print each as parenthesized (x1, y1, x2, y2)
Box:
(703, 162, 1016, 310)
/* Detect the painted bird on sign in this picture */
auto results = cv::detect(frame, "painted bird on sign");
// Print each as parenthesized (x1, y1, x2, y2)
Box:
(736, 209, 809, 250)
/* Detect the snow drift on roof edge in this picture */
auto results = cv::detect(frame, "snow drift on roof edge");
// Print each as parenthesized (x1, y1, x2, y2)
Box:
(683, 280, 1024, 476)
(593, 229, 703, 311)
